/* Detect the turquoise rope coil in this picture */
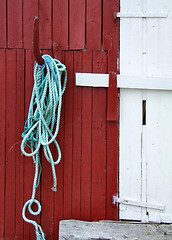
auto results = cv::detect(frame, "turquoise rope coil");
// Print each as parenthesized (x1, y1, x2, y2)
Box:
(21, 54, 67, 240)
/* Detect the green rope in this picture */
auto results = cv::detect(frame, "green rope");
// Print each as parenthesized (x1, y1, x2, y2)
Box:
(21, 54, 67, 240)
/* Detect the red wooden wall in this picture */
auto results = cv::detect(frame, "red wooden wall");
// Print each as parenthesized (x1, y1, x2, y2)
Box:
(0, 0, 119, 239)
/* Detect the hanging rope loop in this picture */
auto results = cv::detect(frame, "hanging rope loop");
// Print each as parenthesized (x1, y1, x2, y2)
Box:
(21, 54, 67, 240)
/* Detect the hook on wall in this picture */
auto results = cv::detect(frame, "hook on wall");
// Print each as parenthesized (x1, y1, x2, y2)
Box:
(33, 17, 44, 66)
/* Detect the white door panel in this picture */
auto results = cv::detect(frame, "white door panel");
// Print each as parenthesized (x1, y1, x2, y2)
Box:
(118, 0, 172, 223)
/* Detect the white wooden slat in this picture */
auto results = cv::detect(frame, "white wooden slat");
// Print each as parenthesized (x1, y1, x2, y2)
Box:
(141, 91, 148, 223)
(75, 73, 109, 87)
(120, 0, 172, 76)
(120, 0, 143, 75)
(117, 75, 172, 91)
(145, 90, 172, 223)
(119, 89, 143, 221)
(116, 12, 167, 18)
(145, 0, 172, 76)
(113, 196, 165, 211)
(119, 0, 172, 224)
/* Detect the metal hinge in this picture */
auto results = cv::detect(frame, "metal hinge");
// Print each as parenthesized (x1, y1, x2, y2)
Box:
(113, 196, 165, 211)
(114, 12, 168, 19)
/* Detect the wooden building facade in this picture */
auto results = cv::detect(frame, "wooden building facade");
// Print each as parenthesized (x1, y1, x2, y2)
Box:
(0, 0, 119, 239)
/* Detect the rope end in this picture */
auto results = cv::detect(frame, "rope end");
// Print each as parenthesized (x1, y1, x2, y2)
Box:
(51, 186, 57, 192)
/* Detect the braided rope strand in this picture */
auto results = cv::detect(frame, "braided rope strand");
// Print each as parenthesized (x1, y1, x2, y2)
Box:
(21, 55, 67, 240)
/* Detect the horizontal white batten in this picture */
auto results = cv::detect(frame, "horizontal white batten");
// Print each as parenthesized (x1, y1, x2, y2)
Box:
(116, 12, 168, 18)
(76, 73, 109, 87)
(113, 196, 165, 211)
(117, 75, 172, 91)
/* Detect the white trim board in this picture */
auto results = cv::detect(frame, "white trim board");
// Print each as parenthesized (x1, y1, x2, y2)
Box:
(116, 12, 168, 18)
(117, 75, 172, 91)
(76, 73, 109, 87)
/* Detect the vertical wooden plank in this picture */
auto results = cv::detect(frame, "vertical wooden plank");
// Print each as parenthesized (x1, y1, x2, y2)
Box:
(54, 50, 65, 239)
(91, 51, 107, 221)
(120, 0, 143, 75)
(81, 51, 92, 221)
(86, 0, 101, 50)
(8, 0, 22, 48)
(23, 0, 38, 49)
(119, 89, 142, 221)
(103, 0, 119, 50)
(5, 49, 16, 239)
(69, 0, 85, 49)
(53, 0, 68, 50)
(0, 0, 6, 48)
(0, 49, 5, 239)
(106, 123, 118, 220)
(41, 50, 54, 239)
(63, 51, 74, 219)
(145, 90, 172, 223)
(107, 73, 118, 121)
(24, 50, 40, 239)
(39, 0, 51, 49)
(107, 49, 119, 122)
(106, 50, 119, 220)
(72, 51, 82, 219)
(15, 49, 25, 238)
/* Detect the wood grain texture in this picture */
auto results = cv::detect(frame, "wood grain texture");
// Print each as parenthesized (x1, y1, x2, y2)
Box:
(53, 0, 68, 50)
(8, 0, 22, 48)
(63, 51, 74, 219)
(15, 49, 25, 238)
(86, 0, 101, 50)
(119, 89, 143, 221)
(69, 0, 85, 49)
(23, 0, 38, 49)
(0, 0, 6, 48)
(72, 51, 82, 219)
(0, 50, 5, 239)
(81, 51, 92, 221)
(91, 51, 107, 220)
(5, 49, 16, 239)
(103, 0, 119, 50)
(0, 0, 120, 238)
(107, 72, 118, 121)
(106, 122, 118, 220)
(39, 0, 51, 49)
(106, 51, 119, 220)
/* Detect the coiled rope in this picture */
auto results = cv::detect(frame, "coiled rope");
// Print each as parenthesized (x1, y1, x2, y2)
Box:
(21, 54, 67, 240)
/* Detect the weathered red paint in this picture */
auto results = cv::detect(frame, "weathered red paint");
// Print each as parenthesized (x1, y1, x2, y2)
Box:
(87, 0, 102, 50)
(23, 0, 38, 49)
(81, 51, 92, 221)
(16, 49, 25, 237)
(92, 51, 107, 220)
(72, 51, 82, 219)
(8, 0, 22, 48)
(0, 0, 6, 48)
(0, 50, 5, 239)
(53, 0, 68, 50)
(103, 0, 119, 50)
(39, 0, 52, 49)
(69, 0, 85, 49)
(63, 51, 74, 220)
(5, 49, 16, 239)
(0, 0, 119, 238)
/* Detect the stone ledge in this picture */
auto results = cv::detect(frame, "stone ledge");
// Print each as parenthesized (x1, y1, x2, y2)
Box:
(59, 220, 172, 240)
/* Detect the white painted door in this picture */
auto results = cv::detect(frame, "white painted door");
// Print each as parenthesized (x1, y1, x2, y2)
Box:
(118, 0, 172, 222)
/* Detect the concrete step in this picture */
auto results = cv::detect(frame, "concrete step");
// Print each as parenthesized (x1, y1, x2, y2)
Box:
(59, 220, 172, 240)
